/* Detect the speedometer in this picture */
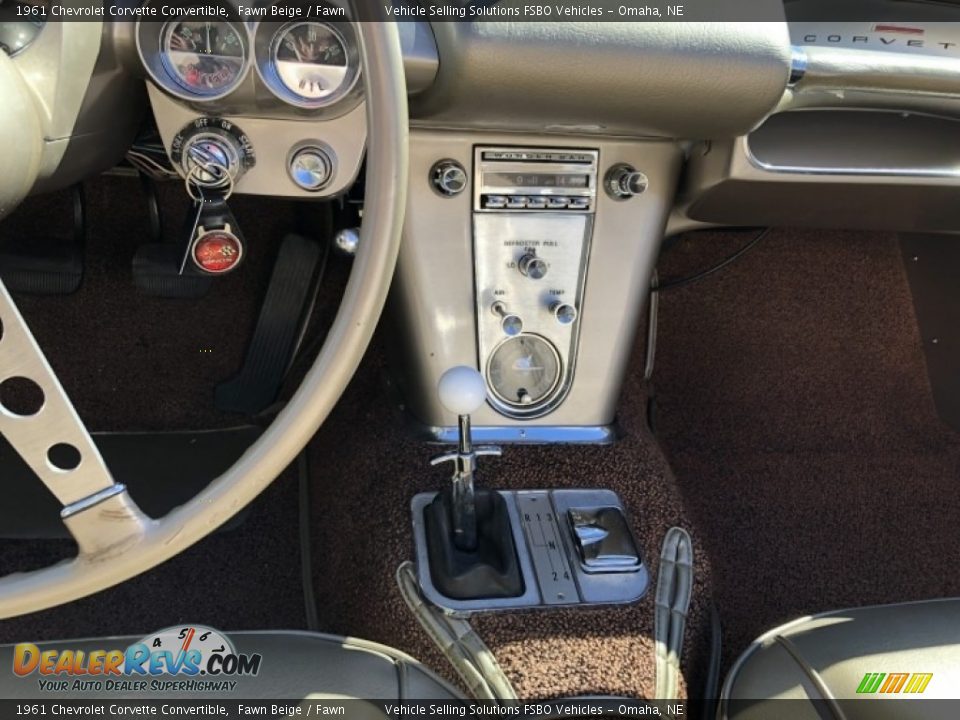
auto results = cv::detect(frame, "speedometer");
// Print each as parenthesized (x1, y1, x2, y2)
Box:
(269, 21, 357, 106)
(161, 20, 246, 96)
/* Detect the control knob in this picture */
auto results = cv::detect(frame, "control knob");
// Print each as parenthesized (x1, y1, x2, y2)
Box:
(431, 159, 468, 197)
(604, 164, 648, 200)
(518, 253, 548, 280)
(552, 303, 578, 325)
(491, 302, 523, 336)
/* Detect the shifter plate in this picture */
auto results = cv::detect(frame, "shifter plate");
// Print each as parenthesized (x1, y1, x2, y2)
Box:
(411, 488, 648, 613)
(516, 492, 579, 605)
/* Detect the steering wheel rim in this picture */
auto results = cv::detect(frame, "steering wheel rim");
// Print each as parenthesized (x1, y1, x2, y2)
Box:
(0, 21, 409, 619)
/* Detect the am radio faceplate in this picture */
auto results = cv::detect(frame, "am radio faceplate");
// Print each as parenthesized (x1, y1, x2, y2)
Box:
(472, 147, 598, 419)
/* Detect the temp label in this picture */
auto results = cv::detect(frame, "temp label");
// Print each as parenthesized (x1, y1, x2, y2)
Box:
(516, 492, 580, 605)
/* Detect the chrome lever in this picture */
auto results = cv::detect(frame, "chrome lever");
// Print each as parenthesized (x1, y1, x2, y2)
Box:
(433, 367, 501, 552)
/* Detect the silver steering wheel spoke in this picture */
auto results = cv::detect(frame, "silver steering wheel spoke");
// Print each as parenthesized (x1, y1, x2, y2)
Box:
(0, 279, 149, 556)
(0, 17, 405, 619)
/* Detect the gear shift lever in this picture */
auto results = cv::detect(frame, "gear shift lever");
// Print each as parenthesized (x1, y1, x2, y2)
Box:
(422, 367, 523, 599)
(431, 367, 501, 551)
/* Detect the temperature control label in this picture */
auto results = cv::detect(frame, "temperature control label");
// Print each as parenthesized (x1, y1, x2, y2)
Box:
(516, 491, 579, 605)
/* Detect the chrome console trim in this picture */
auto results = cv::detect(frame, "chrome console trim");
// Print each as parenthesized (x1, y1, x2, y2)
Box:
(423, 424, 619, 445)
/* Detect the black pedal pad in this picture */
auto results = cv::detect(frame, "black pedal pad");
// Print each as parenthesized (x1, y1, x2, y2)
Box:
(133, 243, 213, 299)
(0, 239, 83, 295)
(216, 233, 324, 415)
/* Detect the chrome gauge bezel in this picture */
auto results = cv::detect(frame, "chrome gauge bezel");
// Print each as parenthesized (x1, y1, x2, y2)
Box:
(136, 1, 252, 103)
(0, 15, 45, 58)
(254, 18, 361, 111)
(159, 19, 249, 98)
(486, 334, 564, 418)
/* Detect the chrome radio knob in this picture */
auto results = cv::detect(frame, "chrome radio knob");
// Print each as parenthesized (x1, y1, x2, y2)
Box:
(491, 302, 523, 336)
(431, 159, 468, 197)
(518, 253, 548, 280)
(605, 164, 648, 200)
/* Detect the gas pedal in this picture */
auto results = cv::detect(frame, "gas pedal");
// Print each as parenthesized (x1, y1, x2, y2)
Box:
(215, 233, 326, 415)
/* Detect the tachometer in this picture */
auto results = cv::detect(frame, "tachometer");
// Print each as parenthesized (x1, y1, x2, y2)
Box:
(161, 20, 246, 96)
(269, 21, 356, 106)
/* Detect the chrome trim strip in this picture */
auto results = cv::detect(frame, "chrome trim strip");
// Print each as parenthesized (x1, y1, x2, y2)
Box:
(60, 484, 128, 520)
(788, 46, 807, 88)
(743, 134, 960, 179)
(424, 424, 620, 445)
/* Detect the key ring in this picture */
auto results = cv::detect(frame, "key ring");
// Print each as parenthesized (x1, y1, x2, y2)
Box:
(184, 161, 234, 204)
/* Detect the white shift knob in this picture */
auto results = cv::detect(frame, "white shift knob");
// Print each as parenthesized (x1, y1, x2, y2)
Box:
(438, 366, 487, 416)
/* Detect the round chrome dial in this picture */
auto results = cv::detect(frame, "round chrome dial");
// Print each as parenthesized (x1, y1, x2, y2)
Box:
(266, 21, 359, 108)
(161, 20, 246, 97)
(487, 334, 561, 408)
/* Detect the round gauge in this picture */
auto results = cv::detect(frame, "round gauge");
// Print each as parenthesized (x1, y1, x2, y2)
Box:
(487, 334, 562, 409)
(161, 20, 246, 96)
(270, 21, 355, 105)
(0, 2, 45, 57)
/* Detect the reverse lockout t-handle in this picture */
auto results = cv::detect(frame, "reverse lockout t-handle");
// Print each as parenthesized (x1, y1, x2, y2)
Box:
(432, 366, 501, 551)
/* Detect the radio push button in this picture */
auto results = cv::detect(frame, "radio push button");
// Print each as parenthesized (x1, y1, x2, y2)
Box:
(505, 196, 528, 209)
(484, 195, 508, 209)
(547, 197, 570, 209)
(526, 196, 547, 209)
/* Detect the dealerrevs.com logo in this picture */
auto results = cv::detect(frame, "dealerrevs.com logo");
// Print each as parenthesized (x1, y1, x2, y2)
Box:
(12, 626, 261, 693)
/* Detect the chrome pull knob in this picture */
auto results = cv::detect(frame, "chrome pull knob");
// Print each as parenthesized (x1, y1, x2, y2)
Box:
(491, 301, 523, 336)
(518, 253, 548, 280)
(552, 302, 578, 325)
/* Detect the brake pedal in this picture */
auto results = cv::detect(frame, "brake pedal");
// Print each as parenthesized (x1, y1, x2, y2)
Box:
(132, 243, 213, 299)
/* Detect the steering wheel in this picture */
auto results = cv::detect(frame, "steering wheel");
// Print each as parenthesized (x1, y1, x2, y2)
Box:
(0, 21, 408, 618)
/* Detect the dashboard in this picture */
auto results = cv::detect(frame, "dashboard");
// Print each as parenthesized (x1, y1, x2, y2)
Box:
(4, 0, 960, 439)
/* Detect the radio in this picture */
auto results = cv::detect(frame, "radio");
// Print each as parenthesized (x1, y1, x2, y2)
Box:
(472, 147, 598, 419)
(474, 148, 598, 212)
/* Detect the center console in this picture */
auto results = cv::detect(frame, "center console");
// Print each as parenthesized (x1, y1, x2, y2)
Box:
(411, 367, 649, 612)
(388, 130, 682, 442)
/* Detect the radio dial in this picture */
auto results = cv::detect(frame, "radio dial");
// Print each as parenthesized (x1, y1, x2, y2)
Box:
(605, 164, 648, 200)
(518, 253, 548, 280)
(432, 160, 468, 197)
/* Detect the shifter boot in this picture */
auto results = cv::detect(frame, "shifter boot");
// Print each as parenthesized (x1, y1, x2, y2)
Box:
(424, 488, 524, 600)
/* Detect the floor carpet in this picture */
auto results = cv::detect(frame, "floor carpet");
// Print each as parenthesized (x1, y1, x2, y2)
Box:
(653, 228, 960, 672)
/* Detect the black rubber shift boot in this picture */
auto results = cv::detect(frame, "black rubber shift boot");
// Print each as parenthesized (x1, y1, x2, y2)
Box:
(423, 488, 525, 600)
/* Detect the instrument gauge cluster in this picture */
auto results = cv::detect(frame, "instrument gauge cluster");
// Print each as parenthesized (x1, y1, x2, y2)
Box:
(137, 0, 251, 102)
(254, 10, 361, 110)
(161, 19, 247, 96)
(136, 1, 360, 112)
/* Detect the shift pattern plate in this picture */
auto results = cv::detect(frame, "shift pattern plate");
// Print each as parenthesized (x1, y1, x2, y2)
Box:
(411, 488, 649, 613)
